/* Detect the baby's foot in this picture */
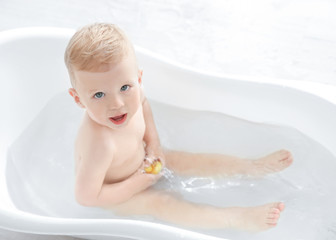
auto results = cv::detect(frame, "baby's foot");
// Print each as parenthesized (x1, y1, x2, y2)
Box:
(226, 202, 285, 231)
(250, 150, 293, 176)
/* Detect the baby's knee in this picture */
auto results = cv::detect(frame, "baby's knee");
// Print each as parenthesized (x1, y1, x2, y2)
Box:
(151, 191, 182, 211)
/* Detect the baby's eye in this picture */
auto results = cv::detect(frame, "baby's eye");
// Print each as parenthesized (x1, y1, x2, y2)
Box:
(94, 92, 105, 99)
(120, 85, 130, 92)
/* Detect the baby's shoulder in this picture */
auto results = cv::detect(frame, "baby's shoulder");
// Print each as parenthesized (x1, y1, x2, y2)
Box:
(76, 122, 114, 161)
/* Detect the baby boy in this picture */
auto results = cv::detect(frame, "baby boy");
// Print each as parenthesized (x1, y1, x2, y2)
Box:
(65, 23, 293, 231)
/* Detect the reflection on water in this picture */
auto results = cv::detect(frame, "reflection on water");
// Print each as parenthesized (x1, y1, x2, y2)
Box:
(6, 92, 336, 240)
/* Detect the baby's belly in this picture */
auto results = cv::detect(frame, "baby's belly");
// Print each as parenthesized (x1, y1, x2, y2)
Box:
(104, 144, 146, 184)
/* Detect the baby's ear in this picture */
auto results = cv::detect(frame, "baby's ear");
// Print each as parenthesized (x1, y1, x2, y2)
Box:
(138, 69, 143, 85)
(68, 88, 85, 109)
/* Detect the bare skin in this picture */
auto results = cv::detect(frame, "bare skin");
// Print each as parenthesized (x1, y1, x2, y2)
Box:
(114, 191, 285, 231)
(112, 150, 290, 231)
(69, 53, 293, 231)
(164, 149, 293, 177)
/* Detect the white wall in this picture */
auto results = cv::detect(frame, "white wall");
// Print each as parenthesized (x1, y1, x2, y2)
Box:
(1, 0, 336, 86)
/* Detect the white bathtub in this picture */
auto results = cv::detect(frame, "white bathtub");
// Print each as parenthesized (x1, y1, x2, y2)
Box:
(1, 27, 336, 240)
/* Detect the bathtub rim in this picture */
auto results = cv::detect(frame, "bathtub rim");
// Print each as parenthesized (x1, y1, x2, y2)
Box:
(0, 207, 227, 240)
(1, 26, 335, 107)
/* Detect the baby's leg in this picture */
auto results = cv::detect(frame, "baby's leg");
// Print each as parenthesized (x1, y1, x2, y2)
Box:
(112, 189, 284, 231)
(164, 149, 293, 177)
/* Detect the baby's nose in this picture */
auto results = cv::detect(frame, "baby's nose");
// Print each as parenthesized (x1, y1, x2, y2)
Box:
(109, 97, 124, 109)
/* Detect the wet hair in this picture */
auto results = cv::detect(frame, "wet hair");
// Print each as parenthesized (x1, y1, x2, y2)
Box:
(64, 23, 134, 87)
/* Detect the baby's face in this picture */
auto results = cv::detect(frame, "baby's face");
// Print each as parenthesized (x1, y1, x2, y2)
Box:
(72, 55, 143, 130)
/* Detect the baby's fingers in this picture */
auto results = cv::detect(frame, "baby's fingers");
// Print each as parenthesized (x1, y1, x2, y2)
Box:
(158, 157, 166, 169)
(146, 171, 162, 184)
(144, 156, 154, 165)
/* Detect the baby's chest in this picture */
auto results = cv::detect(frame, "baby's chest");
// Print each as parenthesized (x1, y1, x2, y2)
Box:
(107, 126, 145, 172)
(113, 118, 145, 157)
(105, 137, 145, 182)
(113, 134, 143, 160)
(105, 112, 146, 181)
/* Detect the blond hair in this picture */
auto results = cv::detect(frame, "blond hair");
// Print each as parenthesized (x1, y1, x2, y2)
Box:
(64, 23, 134, 87)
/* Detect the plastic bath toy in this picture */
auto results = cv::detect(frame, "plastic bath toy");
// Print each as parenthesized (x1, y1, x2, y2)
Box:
(144, 160, 162, 174)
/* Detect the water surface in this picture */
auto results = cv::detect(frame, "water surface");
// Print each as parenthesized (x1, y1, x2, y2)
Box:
(7, 92, 336, 240)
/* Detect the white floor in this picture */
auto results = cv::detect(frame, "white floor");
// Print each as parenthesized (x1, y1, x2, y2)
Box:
(1, 0, 336, 239)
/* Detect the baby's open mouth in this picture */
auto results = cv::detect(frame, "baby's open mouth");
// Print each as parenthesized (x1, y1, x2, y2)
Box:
(109, 113, 127, 125)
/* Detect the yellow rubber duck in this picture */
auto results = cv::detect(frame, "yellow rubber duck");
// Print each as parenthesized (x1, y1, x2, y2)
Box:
(144, 160, 162, 174)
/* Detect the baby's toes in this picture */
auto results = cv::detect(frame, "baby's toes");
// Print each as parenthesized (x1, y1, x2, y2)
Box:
(267, 219, 278, 226)
(279, 149, 291, 159)
(268, 211, 280, 220)
(266, 207, 281, 225)
(274, 202, 285, 212)
(281, 155, 293, 166)
(267, 214, 279, 225)
(278, 150, 293, 165)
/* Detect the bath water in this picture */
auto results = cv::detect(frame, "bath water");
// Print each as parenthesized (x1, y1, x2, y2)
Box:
(6, 92, 336, 240)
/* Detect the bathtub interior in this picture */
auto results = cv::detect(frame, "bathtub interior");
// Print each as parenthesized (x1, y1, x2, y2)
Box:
(1, 28, 336, 240)
(0, 29, 71, 210)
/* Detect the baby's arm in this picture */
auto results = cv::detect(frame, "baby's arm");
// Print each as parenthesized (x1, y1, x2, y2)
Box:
(142, 96, 160, 149)
(90, 169, 160, 207)
(75, 141, 160, 207)
(141, 95, 165, 165)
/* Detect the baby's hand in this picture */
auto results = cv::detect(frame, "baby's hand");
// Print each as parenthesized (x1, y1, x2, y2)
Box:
(140, 170, 162, 190)
(145, 170, 162, 184)
(133, 161, 162, 188)
(144, 148, 166, 169)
